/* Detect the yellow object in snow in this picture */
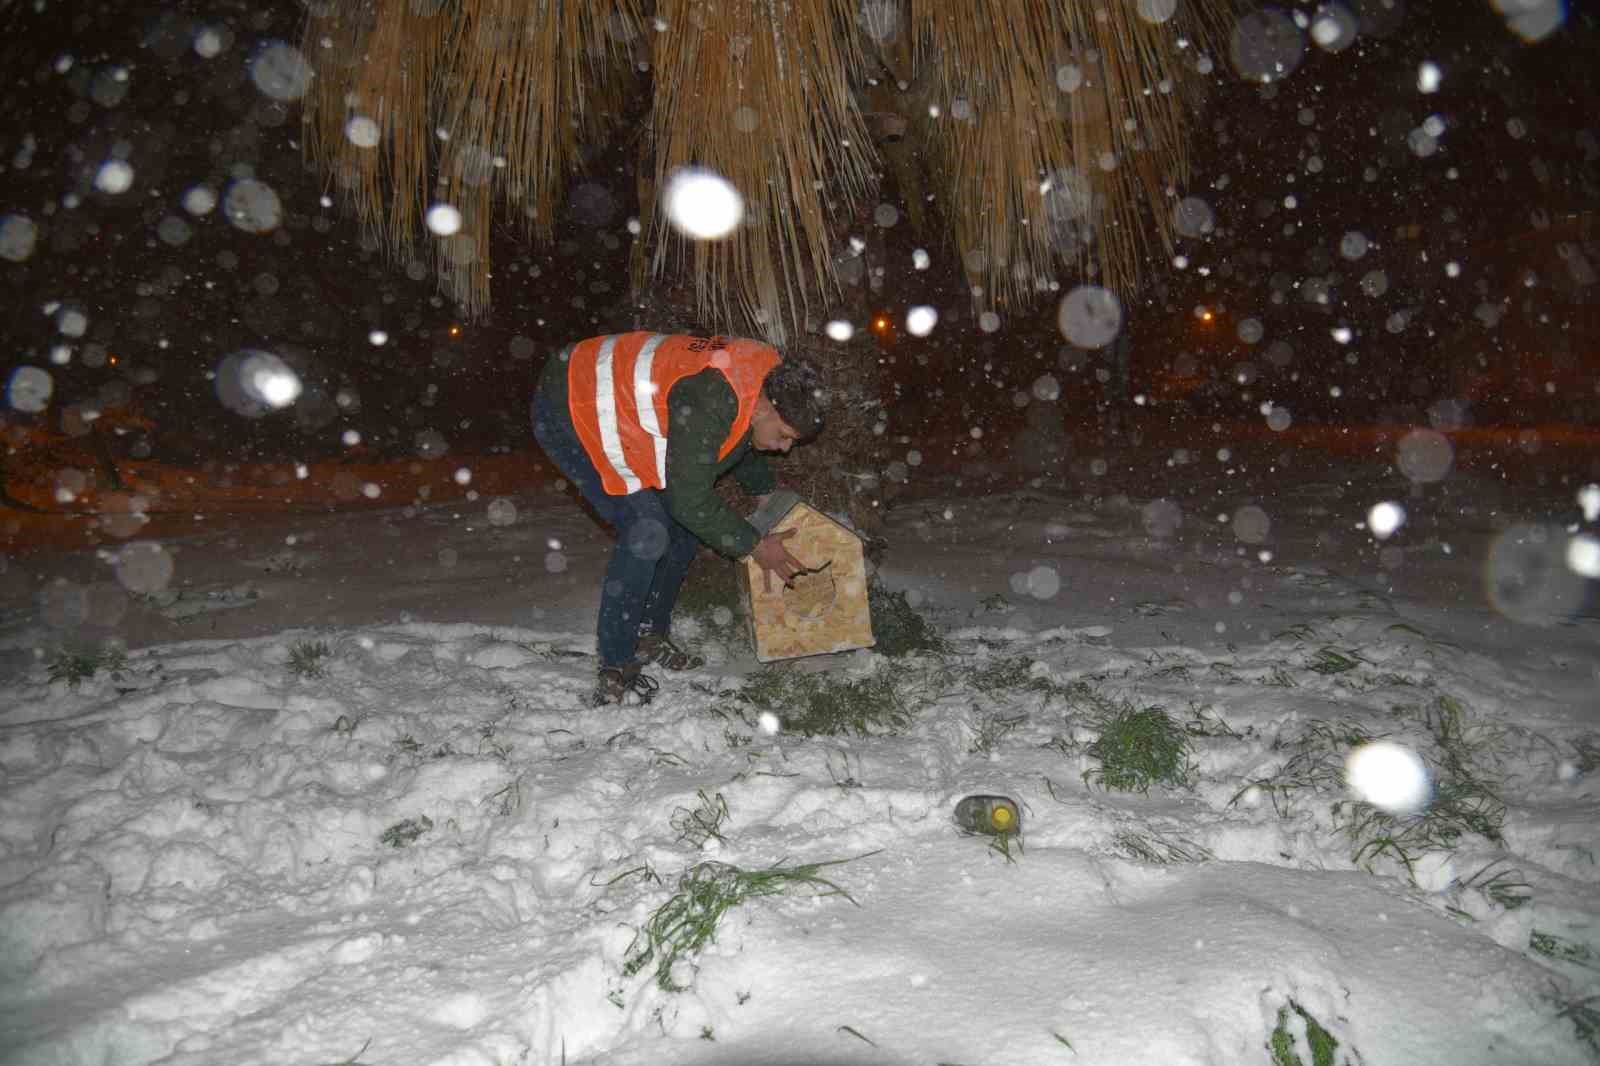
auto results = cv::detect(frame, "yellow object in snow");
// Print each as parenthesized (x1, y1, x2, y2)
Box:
(954, 795, 1021, 836)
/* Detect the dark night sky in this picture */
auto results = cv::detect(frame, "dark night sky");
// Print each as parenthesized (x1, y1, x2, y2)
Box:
(2, 0, 1596, 473)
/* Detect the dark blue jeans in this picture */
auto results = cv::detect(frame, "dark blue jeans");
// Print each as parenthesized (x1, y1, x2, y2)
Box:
(532, 389, 700, 669)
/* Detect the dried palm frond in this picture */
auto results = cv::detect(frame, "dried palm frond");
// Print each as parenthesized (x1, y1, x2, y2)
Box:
(641, 0, 877, 343)
(908, 0, 1229, 308)
(300, 0, 643, 317)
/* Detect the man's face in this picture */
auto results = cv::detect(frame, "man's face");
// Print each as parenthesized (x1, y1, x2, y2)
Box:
(750, 394, 800, 453)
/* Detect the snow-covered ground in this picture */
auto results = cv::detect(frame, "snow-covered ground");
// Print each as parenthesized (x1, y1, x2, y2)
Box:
(2, 440, 1598, 1066)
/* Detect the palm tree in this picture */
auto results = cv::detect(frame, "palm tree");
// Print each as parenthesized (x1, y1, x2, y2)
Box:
(300, 0, 1229, 341)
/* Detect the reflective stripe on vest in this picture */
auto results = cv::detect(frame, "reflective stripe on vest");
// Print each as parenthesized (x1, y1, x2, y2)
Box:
(565, 332, 781, 496)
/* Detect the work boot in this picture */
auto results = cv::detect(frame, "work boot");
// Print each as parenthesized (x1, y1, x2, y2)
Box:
(635, 631, 705, 671)
(593, 662, 660, 707)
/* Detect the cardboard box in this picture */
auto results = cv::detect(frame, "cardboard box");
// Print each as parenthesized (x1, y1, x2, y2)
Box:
(741, 491, 874, 662)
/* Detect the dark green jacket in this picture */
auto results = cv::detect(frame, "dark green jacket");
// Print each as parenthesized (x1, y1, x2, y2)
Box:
(539, 352, 775, 557)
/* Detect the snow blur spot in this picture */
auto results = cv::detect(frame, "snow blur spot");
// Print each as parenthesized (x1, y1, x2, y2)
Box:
(1057, 285, 1123, 349)
(1368, 501, 1405, 540)
(369, 330, 388, 346)
(113, 541, 175, 594)
(757, 711, 780, 735)
(874, 203, 900, 228)
(56, 308, 88, 337)
(1486, 524, 1588, 626)
(825, 320, 854, 342)
(732, 105, 759, 133)
(414, 430, 448, 458)
(438, 547, 459, 568)
(215, 350, 302, 416)
(486, 498, 517, 527)
(1396, 429, 1453, 484)
(1024, 565, 1061, 600)
(1230, 8, 1306, 82)
(94, 160, 134, 195)
(545, 551, 568, 574)
(1418, 61, 1442, 94)
(1340, 231, 1370, 259)
(7, 366, 54, 413)
(1236, 318, 1264, 344)
(858, 0, 901, 43)
(249, 41, 313, 101)
(1265, 404, 1292, 432)
(912, 248, 930, 270)
(1172, 196, 1214, 238)
(1136, 0, 1177, 24)
(1492, 0, 1566, 43)
(224, 179, 283, 234)
(427, 203, 463, 236)
(1566, 534, 1600, 579)
(1310, 2, 1359, 52)
(344, 115, 381, 148)
(1578, 484, 1600, 523)
(1360, 269, 1388, 297)
(906, 305, 938, 337)
(1056, 63, 1083, 93)
(0, 214, 39, 261)
(979, 311, 1001, 333)
(1345, 741, 1431, 815)
(1231, 505, 1271, 545)
(663, 167, 743, 240)
(193, 25, 229, 59)
(1031, 374, 1061, 402)
(1141, 498, 1183, 538)
(157, 216, 192, 245)
(183, 185, 217, 216)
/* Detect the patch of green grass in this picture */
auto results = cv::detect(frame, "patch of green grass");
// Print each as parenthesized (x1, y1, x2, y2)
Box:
(1459, 860, 1532, 911)
(288, 639, 331, 679)
(1082, 701, 1191, 793)
(671, 790, 731, 848)
(1531, 931, 1596, 969)
(674, 555, 743, 619)
(379, 815, 433, 848)
(1112, 828, 1214, 864)
(837, 1025, 875, 1047)
(1231, 719, 1380, 819)
(1183, 702, 1243, 739)
(1306, 646, 1368, 675)
(740, 664, 913, 737)
(1268, 1000, 1343, 1066)
(47, 646, 127, 688)
(969, 712, 1027, 754)
(1571, 735, 1600, 775)
(869, 581, 949, 657)
(1236, 696, 1508, 887)
(1261, 665, 1299, 688)
(1554, 994, 1600, 1056)
(623, 855, 867, 991)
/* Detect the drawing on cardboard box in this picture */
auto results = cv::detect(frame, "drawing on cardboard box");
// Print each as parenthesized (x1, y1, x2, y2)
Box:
(741, 490, 875, 662)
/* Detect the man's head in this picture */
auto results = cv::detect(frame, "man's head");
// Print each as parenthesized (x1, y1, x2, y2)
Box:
(752, 356, 825, 453)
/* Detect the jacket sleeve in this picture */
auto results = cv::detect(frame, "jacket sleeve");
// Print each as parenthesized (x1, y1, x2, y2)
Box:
(729, 447, 775, 497)
(663, 371, 764, 557)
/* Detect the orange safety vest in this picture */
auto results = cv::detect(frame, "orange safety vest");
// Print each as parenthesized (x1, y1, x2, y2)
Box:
(565, 332, 781, 496)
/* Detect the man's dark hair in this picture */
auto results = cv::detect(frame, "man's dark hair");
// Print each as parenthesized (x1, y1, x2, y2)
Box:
(764, 356, 826, 442)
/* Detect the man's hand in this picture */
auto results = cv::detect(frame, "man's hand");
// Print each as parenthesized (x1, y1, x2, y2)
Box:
(749, 529, 806, 593)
